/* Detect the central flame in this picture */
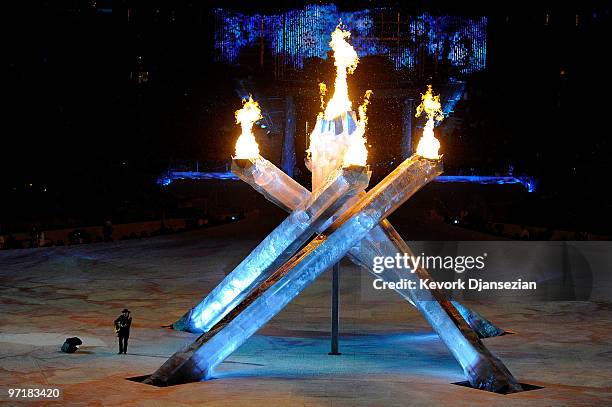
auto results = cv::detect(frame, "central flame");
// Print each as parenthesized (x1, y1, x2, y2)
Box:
(234, 96, 262, 159)
(309, 25, 370, 170)
(323, 26, 359, 120)
(415, 85, 444, 160)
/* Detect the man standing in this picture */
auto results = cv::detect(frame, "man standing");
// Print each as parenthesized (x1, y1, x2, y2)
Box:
(114, 309, 132, 354)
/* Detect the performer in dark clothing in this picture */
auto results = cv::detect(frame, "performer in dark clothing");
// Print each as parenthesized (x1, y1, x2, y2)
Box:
(114, 309, 132, 354)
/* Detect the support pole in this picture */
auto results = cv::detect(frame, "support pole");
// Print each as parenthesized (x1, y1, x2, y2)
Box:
(329, 262, 341, 355)
(402, 98, 414, 159)
(281, 96, 296, 178)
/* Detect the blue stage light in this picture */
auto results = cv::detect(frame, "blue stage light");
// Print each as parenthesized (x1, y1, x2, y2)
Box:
(158, 172, 537, 192)
(435, 175, 538, 192)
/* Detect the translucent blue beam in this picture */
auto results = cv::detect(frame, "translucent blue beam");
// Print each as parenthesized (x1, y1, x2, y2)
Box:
(451, 300, 505, 338)
(173, 159, 370, 333)
(157, 156, 519, 392)
(172, 161, 507, 339)
(149, 155, 521, 392)
(145, 155, 444, 386)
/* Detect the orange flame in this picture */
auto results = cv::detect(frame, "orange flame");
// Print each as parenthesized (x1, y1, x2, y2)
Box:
(323, 25, 359, 120)
(234, 96, 262, 159)
(308, 24, 369, 185)
(415, 85, 443, 160)
(318, 83, 327, 117)
(343, 90, 372, 167)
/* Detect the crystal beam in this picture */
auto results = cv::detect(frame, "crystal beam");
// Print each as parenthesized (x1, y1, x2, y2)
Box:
(175, 155, 503, 339)
(147, 155, 441, 386)
(173, 160, 370, 333)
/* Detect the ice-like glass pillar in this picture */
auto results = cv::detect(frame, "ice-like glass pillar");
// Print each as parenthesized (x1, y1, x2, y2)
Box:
(173, 160, 370, 333)
(181, 155, 502, 339)
(366, 218, 521, 392)
(197, 155, 519, 392)
(451, 300, 505, 338)
(351, 218, 505, 338)
(233, 155, 309, 212)
(146, 155, 442, 386)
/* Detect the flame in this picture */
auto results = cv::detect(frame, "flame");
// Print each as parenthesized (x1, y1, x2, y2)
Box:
(318, 83, 327, 117)
(415, 85, 444, 160)
(323, 25, 359, 120)
(343, 90, 372, 167)
(234, 96, 262, 159)
(308, 24, 369, 185)
(358, 89, 373, 128)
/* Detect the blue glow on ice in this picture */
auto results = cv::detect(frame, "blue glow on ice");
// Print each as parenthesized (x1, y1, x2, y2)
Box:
(210, 332, 462, 380)
(451, 300, 505, 338)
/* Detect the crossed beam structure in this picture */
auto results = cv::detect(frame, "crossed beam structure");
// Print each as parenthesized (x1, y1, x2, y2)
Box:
(147, 112, 522, 393)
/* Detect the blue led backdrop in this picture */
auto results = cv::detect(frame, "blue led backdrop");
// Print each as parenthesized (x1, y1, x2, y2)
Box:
(213, 4, 487, 77)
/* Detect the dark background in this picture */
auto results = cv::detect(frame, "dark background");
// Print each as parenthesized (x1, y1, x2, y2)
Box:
(3, 1, 611, 236)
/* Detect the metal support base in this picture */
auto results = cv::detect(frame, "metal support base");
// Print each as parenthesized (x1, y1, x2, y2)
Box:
(329, 262, 341, 355)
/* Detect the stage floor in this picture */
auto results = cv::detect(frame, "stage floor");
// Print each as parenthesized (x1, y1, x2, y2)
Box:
(1, 218, 611, 406)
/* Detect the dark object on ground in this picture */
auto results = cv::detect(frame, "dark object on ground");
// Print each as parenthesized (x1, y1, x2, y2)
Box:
(60, 337, 82, 353)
